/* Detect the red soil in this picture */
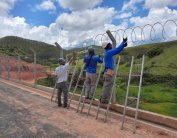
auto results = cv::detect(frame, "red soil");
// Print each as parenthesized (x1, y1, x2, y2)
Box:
(0, 56, 47, 82)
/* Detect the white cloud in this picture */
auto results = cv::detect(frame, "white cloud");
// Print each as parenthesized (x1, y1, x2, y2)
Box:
(58, 0, 102, 11)
(35, 0, 56, 11)
(0, 0, 17, 16)
(145, 0, 177, 9)
(56, 7, 115, 31)
(116, 12, 132, 19)
(122, 0, 144, 12)
(130, 7, 177, 25)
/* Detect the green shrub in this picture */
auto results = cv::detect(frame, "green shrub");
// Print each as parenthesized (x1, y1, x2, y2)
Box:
(147, 47, 163, 58)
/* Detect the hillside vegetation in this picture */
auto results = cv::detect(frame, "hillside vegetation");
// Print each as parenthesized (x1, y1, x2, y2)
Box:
(0, 36, 63, 66)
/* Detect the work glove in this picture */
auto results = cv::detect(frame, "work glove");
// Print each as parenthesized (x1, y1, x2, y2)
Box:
(123, 37, 128, 47)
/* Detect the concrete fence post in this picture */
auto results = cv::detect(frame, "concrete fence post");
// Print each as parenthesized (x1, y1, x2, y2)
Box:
(0, 58, 2, 77)
(7, 56, 11, 80)
(55, 42, 63, 58)
(17, 54, 21, 81)
(30, 48, 37, 86)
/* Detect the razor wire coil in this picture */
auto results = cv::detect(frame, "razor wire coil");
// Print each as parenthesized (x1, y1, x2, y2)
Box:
(93, 19, 177, 46)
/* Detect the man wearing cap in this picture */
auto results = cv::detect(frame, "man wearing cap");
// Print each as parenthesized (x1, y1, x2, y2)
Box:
(84, 48, 103, 99)
(55, 57, 73, 108)
(100, 38, 128, 104)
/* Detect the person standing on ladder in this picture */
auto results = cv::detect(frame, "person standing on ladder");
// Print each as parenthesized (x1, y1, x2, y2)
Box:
(84, 48, 103, 99)
(100, 38, 128, 104)
(55, 57, 73, 108)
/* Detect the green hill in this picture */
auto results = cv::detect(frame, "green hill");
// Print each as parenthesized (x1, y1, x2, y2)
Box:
(0, 36, 64, 65)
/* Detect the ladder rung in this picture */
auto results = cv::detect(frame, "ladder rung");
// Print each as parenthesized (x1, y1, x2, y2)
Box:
(128, 97, 138, 100)
(77, 85, 84, 88)
(134, 64, 141, 66)
(131, 75, 141, 77)
(130, 85, 139, 88)
(117, 74, 129, 77)
(79, 77, 85, 80)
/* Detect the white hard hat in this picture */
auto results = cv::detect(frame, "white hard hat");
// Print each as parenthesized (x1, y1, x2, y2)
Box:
(102, 42, 110, 49)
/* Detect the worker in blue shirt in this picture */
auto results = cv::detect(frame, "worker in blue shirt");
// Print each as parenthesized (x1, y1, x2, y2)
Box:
(84, 48, 103, 99)
(100, 38, 128, 104)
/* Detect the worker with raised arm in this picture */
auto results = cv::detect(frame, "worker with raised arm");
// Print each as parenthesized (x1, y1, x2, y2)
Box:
(84, 48, 103, 99)
(55, 57, 73, 108)
(100, 38, 128, 104)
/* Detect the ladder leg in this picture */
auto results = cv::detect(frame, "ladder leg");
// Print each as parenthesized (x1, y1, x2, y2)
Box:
(96, 101, 101, 120)
(104, 83, 115, 122)
(68, 58, 79, 92)
(68, 64, 85, 107)
(80, 98, 86, 113)
(133, 55, 145, 133)
(51, 83, 56, 101)
(121, 56, 134, 130)
(104, 102, 111, 122)
(76, 85, 85, 112)
(87, 64, 103, 116)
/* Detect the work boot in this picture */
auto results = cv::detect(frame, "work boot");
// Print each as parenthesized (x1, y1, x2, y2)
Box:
(63, 103, 68, 108)
(101, 99, 108, 104)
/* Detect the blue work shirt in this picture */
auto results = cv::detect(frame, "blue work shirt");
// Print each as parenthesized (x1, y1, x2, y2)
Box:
(84, 55, 103, 73)
(104, 41, 125, 70)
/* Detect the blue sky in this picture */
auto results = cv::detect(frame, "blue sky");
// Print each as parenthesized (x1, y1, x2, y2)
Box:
(11, 0, 149, 27)
(0, 0, 177, 48)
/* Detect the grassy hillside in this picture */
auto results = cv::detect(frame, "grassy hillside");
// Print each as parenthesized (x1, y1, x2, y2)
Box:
(0, 36, 64, 66)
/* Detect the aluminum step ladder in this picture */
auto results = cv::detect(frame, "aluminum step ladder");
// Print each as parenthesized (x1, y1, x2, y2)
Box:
(51, 58, 79, 102)
(68, 58, 79, 92)
(121, 55, 145, 133)
(68, 63, 86, 107)
(76, 64, 103, 113)
(96, 56, 121, 122)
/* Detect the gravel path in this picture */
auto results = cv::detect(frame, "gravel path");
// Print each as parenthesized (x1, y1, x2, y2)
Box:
(0, 81, 176, 138)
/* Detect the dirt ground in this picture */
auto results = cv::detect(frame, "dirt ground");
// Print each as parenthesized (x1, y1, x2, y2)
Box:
(0, 57, 47, 82)
(0, 80, 177, 138)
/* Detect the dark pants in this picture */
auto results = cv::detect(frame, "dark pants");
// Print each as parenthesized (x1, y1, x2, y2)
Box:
(57, 81, 68, 107)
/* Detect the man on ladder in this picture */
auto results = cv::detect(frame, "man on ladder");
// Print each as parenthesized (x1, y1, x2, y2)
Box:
(55, 57, 73, 108)
(84, 48, 103, 99)
(100, 38, 127, 104)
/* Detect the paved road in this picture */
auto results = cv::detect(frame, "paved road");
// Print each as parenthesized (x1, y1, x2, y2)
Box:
(0, 82, 77, 138)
